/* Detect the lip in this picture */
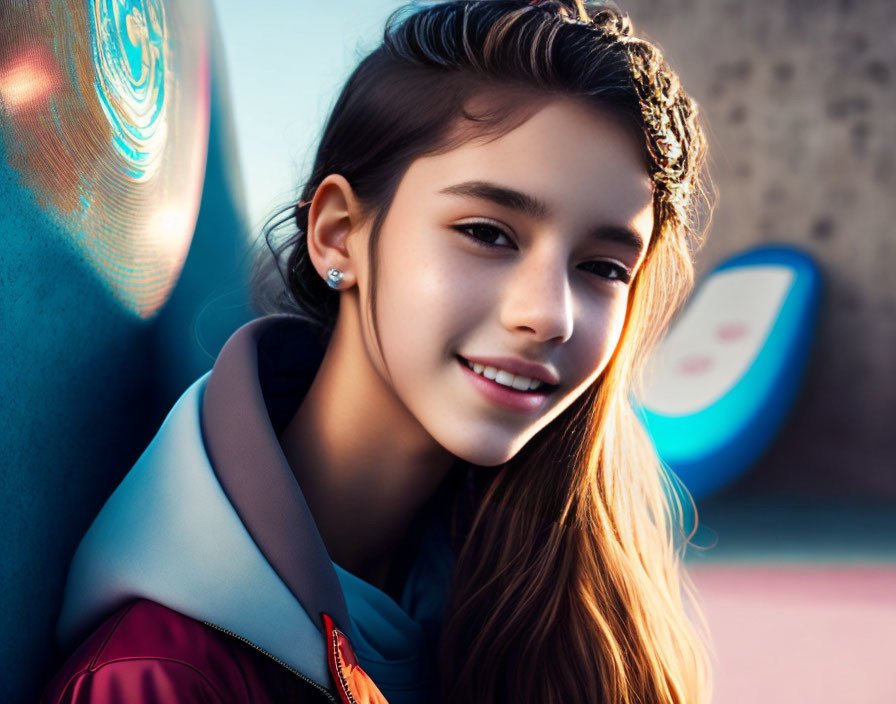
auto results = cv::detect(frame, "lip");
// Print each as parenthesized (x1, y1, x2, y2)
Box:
(458, 355, 561, 386)
(456, 357, 555, 413)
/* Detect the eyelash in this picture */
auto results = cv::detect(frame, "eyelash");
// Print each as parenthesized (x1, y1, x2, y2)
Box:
(452, 222, 633, 284)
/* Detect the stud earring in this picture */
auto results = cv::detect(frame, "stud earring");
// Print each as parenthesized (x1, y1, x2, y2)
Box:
(326, 268, 344, 289)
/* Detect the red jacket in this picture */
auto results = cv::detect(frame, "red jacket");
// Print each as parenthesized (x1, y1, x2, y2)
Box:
(41, 599, 337, 703)
(41, 316, 449, 704)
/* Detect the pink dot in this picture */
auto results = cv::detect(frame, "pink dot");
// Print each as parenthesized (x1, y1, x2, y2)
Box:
(678, 355, 713, 375)
(716, 321, 748, 341)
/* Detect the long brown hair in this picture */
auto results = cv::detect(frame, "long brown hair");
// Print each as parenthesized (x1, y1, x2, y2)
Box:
(252, 2, 713, 702)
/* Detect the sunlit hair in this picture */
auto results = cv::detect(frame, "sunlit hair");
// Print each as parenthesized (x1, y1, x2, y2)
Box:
(252, 1, 714, 702)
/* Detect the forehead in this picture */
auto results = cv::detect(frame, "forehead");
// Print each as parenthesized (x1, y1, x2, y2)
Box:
(397, 97, 654, 229)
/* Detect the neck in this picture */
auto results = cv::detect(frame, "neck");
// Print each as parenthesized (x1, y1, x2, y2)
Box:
(278, 306, 455, 589)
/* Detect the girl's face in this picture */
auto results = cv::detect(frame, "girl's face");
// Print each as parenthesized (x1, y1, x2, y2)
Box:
(358, 98, 653, 466)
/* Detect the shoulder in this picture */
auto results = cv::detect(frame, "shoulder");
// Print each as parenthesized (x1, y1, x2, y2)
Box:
(42, 600, 232, 703)
(42, 600, 329, 704)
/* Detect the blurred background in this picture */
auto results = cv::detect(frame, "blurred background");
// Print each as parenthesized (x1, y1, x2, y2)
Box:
(1, 0, 893, 702)
(609, 2, 895, 701)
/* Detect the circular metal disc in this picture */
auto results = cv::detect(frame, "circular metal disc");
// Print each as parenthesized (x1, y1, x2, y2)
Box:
(0, 0, 211, 318)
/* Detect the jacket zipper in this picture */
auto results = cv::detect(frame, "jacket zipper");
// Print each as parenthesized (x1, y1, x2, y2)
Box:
(200, 619, 338, 703)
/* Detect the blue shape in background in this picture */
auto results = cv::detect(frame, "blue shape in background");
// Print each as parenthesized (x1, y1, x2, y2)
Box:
(640, 246, 823, 502)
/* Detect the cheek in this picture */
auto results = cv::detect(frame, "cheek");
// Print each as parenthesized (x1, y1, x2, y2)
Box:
(374, 231, 477, 364)
(606, 296, 630, 349)
(573, 294, 630, 381)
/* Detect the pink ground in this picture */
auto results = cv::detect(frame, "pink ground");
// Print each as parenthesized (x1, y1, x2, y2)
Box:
(688, 565, 896, 703)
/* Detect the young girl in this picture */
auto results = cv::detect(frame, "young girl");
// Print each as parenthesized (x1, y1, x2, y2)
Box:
(43, 1, 712, 702)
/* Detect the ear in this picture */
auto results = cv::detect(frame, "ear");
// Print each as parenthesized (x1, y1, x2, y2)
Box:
(305, 174, 366, 290)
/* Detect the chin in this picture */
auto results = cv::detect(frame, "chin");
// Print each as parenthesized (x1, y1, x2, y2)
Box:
(444, 433, 530, 468)
(458, 451, 511, 468)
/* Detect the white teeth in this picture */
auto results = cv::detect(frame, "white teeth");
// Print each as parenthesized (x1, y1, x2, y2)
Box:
(463, 358, 546, 392)
(495, 370, 514, 386)
(511, 375, 532, 391)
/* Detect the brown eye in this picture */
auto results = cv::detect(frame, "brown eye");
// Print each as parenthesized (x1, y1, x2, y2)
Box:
(453, 223, 515, 249)
(581, 260, 632, 284)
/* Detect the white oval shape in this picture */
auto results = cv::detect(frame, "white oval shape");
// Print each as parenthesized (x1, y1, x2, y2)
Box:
(641, 266, 795, 417)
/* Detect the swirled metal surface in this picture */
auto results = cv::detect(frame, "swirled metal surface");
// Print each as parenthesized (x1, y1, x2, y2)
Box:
(90, 0, 169, 182)
(0, 0, 211, 318)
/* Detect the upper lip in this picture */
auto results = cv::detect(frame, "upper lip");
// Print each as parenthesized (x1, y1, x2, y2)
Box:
(459, 355, 561, 386)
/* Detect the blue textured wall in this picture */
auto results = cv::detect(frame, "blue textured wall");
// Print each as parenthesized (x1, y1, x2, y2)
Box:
(0, 14, 252, 704)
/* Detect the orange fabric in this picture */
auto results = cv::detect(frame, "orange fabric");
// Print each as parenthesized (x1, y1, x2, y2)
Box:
(322, 613, 391, 704)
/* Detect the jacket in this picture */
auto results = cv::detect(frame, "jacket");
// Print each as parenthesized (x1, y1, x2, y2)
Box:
(41, 315, 456, 704)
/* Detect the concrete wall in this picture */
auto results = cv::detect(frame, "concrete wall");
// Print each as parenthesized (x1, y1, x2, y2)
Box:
(622, 0, 895, 498)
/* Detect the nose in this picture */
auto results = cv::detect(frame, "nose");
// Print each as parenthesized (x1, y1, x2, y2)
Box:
(499, 250, 574, 344)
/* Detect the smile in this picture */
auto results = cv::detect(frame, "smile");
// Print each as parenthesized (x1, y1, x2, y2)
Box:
(458, 356, 548, 391)
(456, 355, 557, 413)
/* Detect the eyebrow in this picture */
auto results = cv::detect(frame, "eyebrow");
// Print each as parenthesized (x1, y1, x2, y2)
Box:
(438, 179, 646, 253)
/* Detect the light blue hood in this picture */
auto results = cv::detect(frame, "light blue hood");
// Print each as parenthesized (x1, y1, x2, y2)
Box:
(56, 371, 335, 688)
(55, 315, 457, 704)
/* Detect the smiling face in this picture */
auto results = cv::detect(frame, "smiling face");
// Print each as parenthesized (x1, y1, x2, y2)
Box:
(351, 98, 654, 466)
